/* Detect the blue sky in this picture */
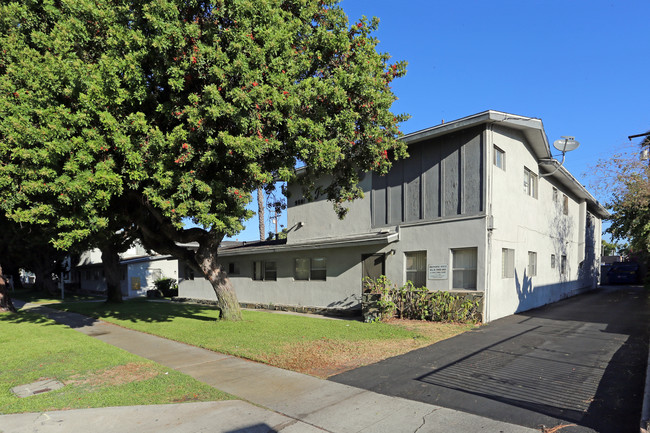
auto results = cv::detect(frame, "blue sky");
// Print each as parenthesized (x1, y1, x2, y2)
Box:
(227, 0, 650, 241)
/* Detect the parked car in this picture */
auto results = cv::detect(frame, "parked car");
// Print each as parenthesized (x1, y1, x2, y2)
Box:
(607, 262, 640, 284)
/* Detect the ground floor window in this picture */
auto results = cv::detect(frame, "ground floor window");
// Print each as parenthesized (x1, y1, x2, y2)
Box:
(405, 251, 426, 288)
(561, 255, 567, 275)
(502, 248, 515, 278)
(452, 248, 477, 290)
(528, 251, 537, 276)
(228, 262, 240, 275)
(295, 257, 327, 281)
(551, 254, 556, 269)
(253, 261, 276, 281)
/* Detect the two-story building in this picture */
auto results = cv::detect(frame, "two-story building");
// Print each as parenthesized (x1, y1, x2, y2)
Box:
(179, 110, 608, 322)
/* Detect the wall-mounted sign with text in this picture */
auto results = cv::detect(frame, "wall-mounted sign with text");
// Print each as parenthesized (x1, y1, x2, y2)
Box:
(428, 264, 448, 280)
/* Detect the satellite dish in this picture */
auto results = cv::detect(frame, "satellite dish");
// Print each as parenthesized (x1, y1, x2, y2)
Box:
(553, 136, 580, 153)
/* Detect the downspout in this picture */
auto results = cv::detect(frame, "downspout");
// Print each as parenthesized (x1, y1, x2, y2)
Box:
(485, 125, 494, 323)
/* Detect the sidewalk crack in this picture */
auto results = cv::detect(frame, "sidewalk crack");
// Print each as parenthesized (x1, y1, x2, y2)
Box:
(414, 407, 439, 433)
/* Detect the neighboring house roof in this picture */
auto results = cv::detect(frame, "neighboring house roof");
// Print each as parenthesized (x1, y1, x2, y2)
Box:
(218, 230, 399, 257)
(402, 110, 609, 219)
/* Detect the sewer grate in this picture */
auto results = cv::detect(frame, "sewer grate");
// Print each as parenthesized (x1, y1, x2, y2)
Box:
(11, 379, 64, 398)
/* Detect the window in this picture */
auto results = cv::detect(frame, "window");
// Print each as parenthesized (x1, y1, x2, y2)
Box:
(563, 195, 569, 215)
(494, 146, 505, 170)
(228, 262, 240, 275)
(295, 258, 310, 280)
(184, 266, 195, 280)
(253, 261, 276, 281)
(405, 251, 427, 288)
(561, 255, 567, 275)
(311, 258, 327, 281)
(452, 248, 477, 290)
(528, 251, 537, 276)
(551, 254, 556, 269)
(553, 187, 558, 203)
(295, 258, 327, 281)
(524, 168, 538, 198)
(502, 248, 515, 278)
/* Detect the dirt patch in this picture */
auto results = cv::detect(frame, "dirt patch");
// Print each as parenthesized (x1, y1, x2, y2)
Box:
(261, 320, 476, 378)
(65, 362, 159, 388)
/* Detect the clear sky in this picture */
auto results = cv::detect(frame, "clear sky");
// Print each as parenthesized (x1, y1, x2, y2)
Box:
(227, 0, 650, 241)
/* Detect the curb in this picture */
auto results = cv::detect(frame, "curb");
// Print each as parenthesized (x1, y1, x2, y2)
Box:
(641, 338, 650, 433)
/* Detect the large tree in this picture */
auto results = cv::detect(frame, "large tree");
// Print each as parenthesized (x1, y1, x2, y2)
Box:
(0, 0, 408, 320)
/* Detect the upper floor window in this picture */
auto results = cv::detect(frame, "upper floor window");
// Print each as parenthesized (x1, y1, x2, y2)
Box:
(494, 146, 505, 170)
(562, 195, 569, 215)
(524, 168, 538, 198)
(553, 187, 558, 203)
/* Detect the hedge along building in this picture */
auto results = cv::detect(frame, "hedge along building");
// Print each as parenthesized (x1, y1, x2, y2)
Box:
(178, 110, 608, 322)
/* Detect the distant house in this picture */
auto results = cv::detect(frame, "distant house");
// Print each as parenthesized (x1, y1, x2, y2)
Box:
(75, 243, 178, 297)
(180, 110, 608, 322)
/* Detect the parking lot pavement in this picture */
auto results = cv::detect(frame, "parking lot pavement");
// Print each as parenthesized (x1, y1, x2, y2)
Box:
(330, 285, 650, 433)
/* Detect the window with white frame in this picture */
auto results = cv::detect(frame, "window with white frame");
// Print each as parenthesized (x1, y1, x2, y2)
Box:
(551, 254, 556, 269)
(502, 248, 515, 278)
(294, 258, 326, 281)
(452, 248, 477, 290)
(524, 167, 538, 198)
(253, 261, 276, 281)
(494, 146, 505, 170)
(528, 251, 537, 276)
(405, 251, 426, 288)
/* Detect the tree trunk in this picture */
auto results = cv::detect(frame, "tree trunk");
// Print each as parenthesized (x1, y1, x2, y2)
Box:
(258, 186, 265, 241)
(0, 274, 16, 313)
(196, 237, 242, 321)
(32, 260, 57, 295)
(100, 243, 123, 303)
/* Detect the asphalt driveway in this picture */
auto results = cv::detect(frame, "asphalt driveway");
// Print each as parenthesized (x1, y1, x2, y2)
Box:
(330, 285, 650, 433)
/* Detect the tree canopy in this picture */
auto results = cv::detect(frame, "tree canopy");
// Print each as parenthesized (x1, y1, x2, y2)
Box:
(0, 0, 409, 320)
(594, 137, 650, 253)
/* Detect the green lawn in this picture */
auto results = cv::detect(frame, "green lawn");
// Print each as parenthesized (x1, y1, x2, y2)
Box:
(0, 310, 232, 414)
(46, 299, 475, 377)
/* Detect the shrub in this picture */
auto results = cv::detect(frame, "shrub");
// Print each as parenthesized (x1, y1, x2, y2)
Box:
(362, 276, 481, 323)
(153, 278, 178, 298)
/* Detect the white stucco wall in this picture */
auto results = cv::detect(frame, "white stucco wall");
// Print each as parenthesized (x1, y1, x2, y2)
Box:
(126, 258, 179, 297)
(485, 125, 600, 321)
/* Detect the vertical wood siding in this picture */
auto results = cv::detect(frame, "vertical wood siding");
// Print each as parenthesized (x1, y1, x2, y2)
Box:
(372, 126, 484, 226)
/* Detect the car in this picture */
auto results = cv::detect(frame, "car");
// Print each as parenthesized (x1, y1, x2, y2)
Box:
(606, 262, 640, 284)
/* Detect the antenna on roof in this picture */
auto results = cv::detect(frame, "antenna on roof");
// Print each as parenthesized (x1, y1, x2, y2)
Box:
(540, 136, 580, 177)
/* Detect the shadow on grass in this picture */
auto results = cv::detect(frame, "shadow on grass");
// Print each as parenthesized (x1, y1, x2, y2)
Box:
(49, 299, 221, 324)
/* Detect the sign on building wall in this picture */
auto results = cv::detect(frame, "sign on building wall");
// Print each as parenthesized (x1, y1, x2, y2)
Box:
(428, 264, 448, 280)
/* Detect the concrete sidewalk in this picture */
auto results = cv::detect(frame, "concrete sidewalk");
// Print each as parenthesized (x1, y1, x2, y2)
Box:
(2, 302, 538, 432)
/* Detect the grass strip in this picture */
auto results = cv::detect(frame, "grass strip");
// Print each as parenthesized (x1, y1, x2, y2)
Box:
(47, 299, 475, 377)
(0, 310, 232, 414)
